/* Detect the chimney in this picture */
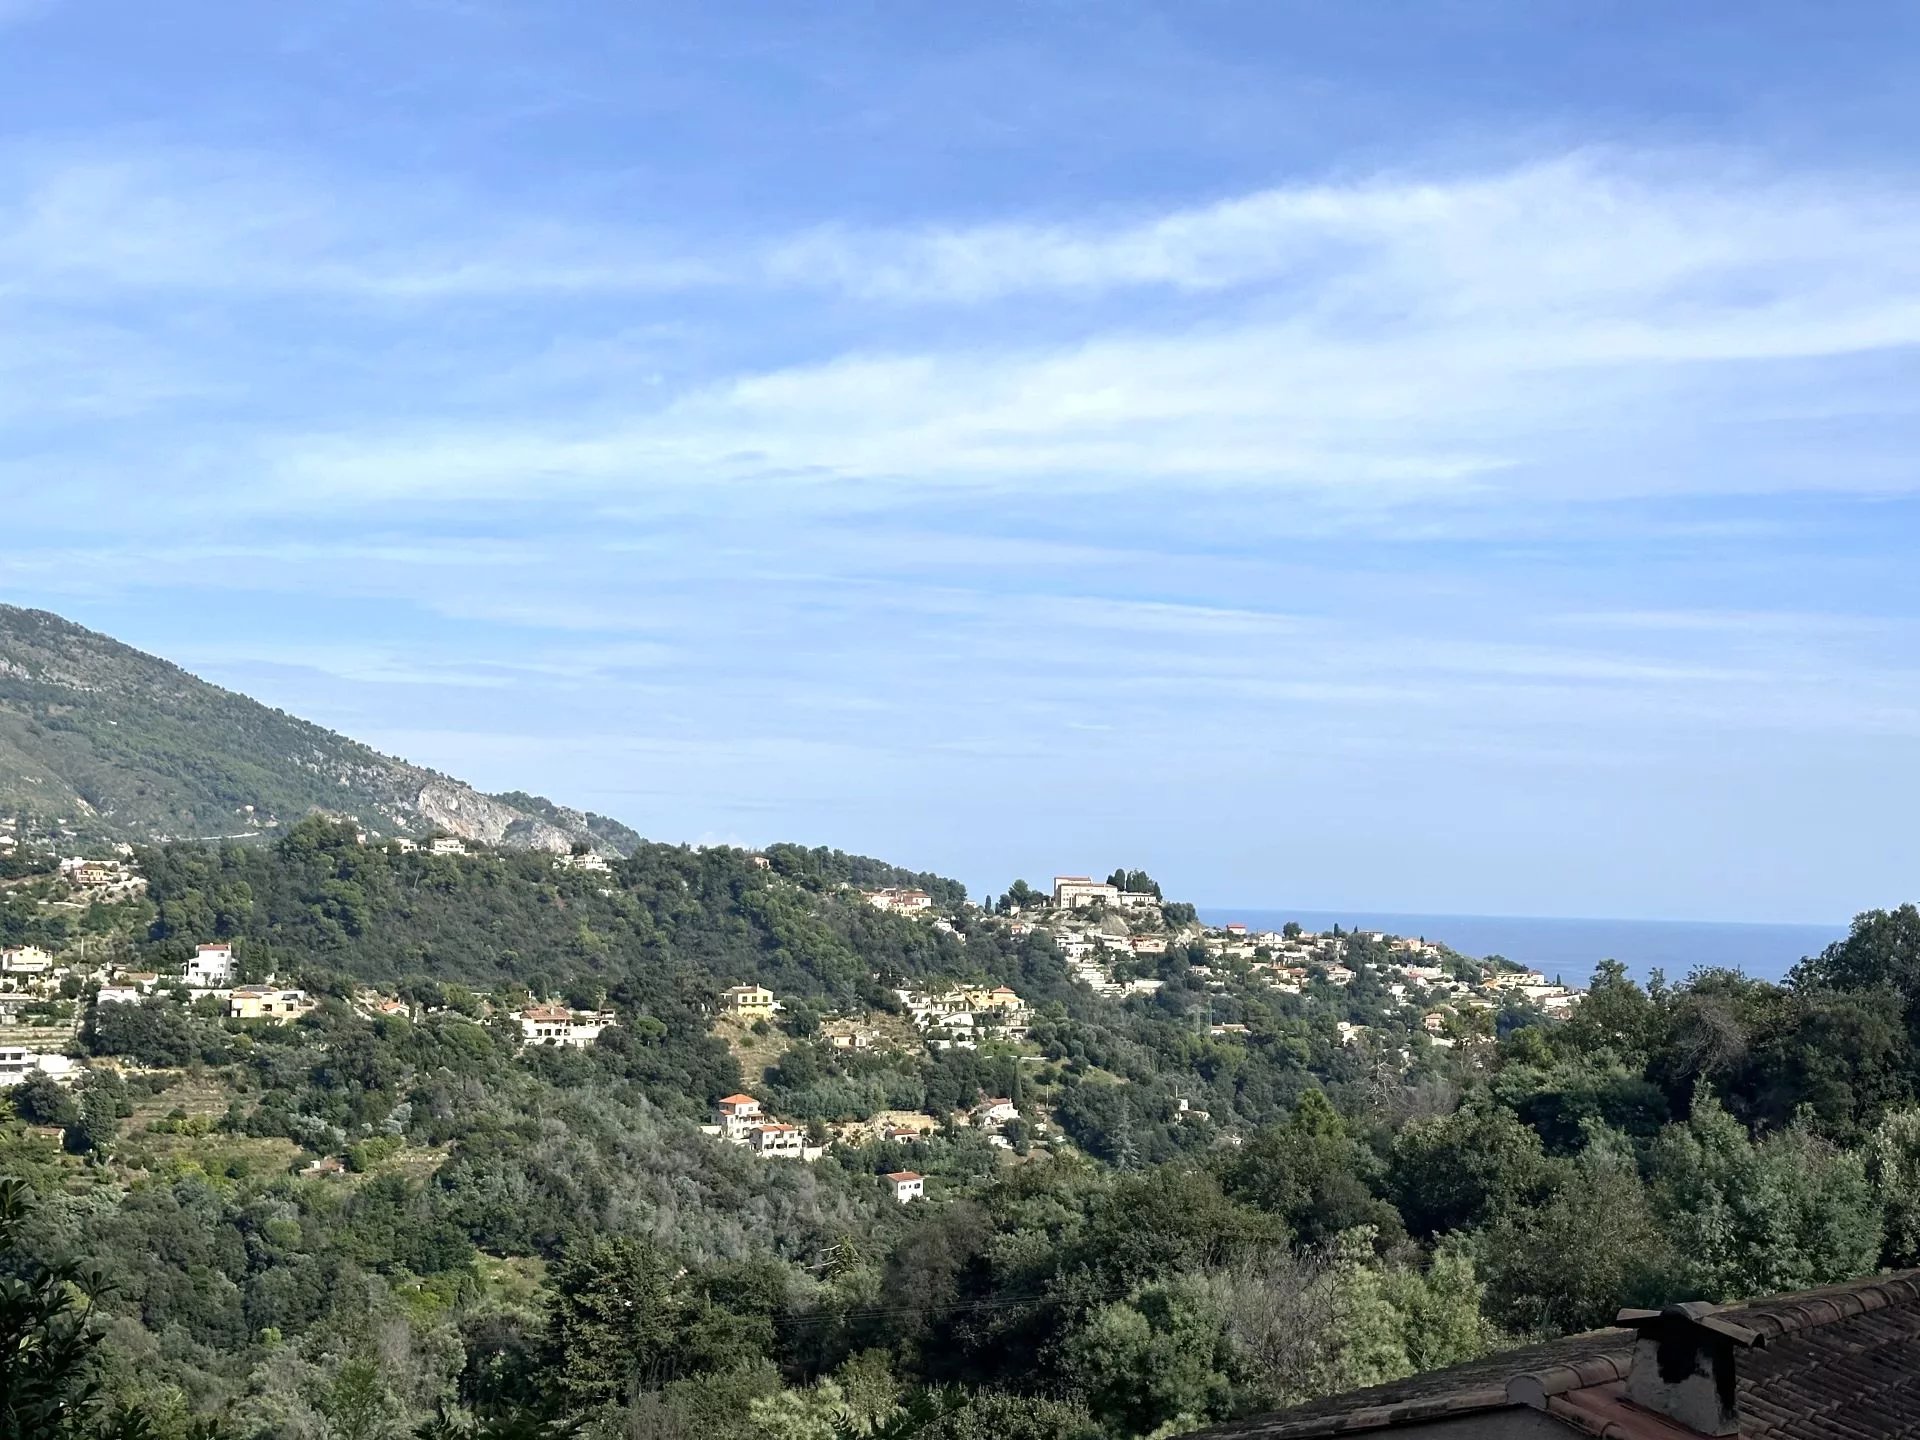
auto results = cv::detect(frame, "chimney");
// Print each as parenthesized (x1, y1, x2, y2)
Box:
(1614, 1303, 1765, 1436)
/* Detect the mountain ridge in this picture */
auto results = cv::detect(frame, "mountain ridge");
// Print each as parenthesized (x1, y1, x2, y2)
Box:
(0, 603, 632, 854)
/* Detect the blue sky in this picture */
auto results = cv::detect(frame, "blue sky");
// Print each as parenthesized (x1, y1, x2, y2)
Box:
(3, 2, 1918, 923)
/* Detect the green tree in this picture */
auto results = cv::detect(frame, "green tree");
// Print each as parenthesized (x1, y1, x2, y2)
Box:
(828, 1350, 902, 1435)
(1384, 1238, 1497, 1375)
(415, 1413, 580, 1438)
(1645, 1092, 1882, 1300)
(1387, 1099, 1553, 1237)
(1866, 1107, 1920, 1268)
(62, 1083, 121, 1158)
(1739, 989, 1911, 1140)
(540, 1236, 678, 1410)
(0, 1177, 112, 1439)
(919, 1393, 1096, 1440)
(1794, 904, 1920, 1005)
(8, 1075, 78, 1128)
(1066, 1168, 1277, 1295)
(1199, 1230, 1493, 1412)
(998, 881, 1039, 912)
(1222, 1092, 1403, 1247)
(1559, 960, 1656, 1063)
(326, 1354, 400, 1440)
(1478, 1141, 1675, 1333)
(747, 1378, 849, 1440)
(1062, 1283, 1232, 1435)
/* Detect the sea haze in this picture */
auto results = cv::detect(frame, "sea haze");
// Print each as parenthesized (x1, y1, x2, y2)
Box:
(1196, 910, 1848, 987)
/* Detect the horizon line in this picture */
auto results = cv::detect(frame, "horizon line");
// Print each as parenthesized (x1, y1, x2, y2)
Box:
(1186, 904, 1851, 932)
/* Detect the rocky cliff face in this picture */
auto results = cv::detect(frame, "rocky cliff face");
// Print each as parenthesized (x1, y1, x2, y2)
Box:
(415, 782, 577, 852)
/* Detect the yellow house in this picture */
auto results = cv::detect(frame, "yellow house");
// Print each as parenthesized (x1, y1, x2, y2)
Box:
(721, 984, 775, 1017)
(228, 985, 316, 1021)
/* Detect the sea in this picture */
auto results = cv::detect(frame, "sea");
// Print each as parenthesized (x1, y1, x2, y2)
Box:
(1195, 909, 1849, 987)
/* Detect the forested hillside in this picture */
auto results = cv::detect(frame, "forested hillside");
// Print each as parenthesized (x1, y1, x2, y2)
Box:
(5, 817, 1920, 1440)
(0, 605, 627, 853)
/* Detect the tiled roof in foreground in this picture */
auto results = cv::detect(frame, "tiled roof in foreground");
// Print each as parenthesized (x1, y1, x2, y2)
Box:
(1189, 1271, 1920, 1439)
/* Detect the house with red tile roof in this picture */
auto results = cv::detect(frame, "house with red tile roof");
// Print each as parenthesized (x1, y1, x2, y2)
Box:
(715, 1093, 763, 1142)
(517, 1004, 610, 1049)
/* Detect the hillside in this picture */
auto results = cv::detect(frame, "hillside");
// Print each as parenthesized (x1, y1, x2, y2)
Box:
(8, 604, 1920, 1440)
(6, 815, 1917, 1440)
(0, 604, 630, 853)
(3, 741, 1918, 1438)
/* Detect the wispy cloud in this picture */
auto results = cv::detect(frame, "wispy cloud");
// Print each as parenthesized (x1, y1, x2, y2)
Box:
(784, 153, 1920, 332)
(1547, 609, 1901, 637)
(17, 147, 1879, 513)
(7, 125, 1920, 532)
(10, 145, 1920, 326)
(242, 305, 1913, 511)
(0, 150, 717, 300)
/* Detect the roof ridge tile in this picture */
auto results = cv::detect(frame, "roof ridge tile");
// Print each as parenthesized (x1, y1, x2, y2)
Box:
(1730, 1272, 1920, 1341)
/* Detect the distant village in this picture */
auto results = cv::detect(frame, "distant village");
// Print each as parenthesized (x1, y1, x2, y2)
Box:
(0, 822, 626, 1093)
(680, 872, 1585, 1192)
(2, 815, 1584, 1194)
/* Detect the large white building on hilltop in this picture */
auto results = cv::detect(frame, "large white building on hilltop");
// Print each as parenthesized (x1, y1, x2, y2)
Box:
(1052, 876, 1120, 909)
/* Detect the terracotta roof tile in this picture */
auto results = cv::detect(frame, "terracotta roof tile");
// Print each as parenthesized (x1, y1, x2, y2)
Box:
(1184, 1270, 1920, 1440)
(1184, 1330, 1633, 1438)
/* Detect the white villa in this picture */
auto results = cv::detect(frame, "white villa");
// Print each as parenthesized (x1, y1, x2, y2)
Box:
(749, 1123, 806, 1158)
(2, 946, 53, 978)
(973, 1097, 1020, 1127)
(0, 1047, 79, 1084)
(866, 887, 934, 913)
(185, 943, 235, 987)
(518, 1004, 611, 1048)
(715, 1093, 764, 1142)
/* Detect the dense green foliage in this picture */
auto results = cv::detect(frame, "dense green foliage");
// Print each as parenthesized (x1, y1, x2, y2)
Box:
(0, 1177, 116, 1438)
(6, 822, 1920, 1439)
